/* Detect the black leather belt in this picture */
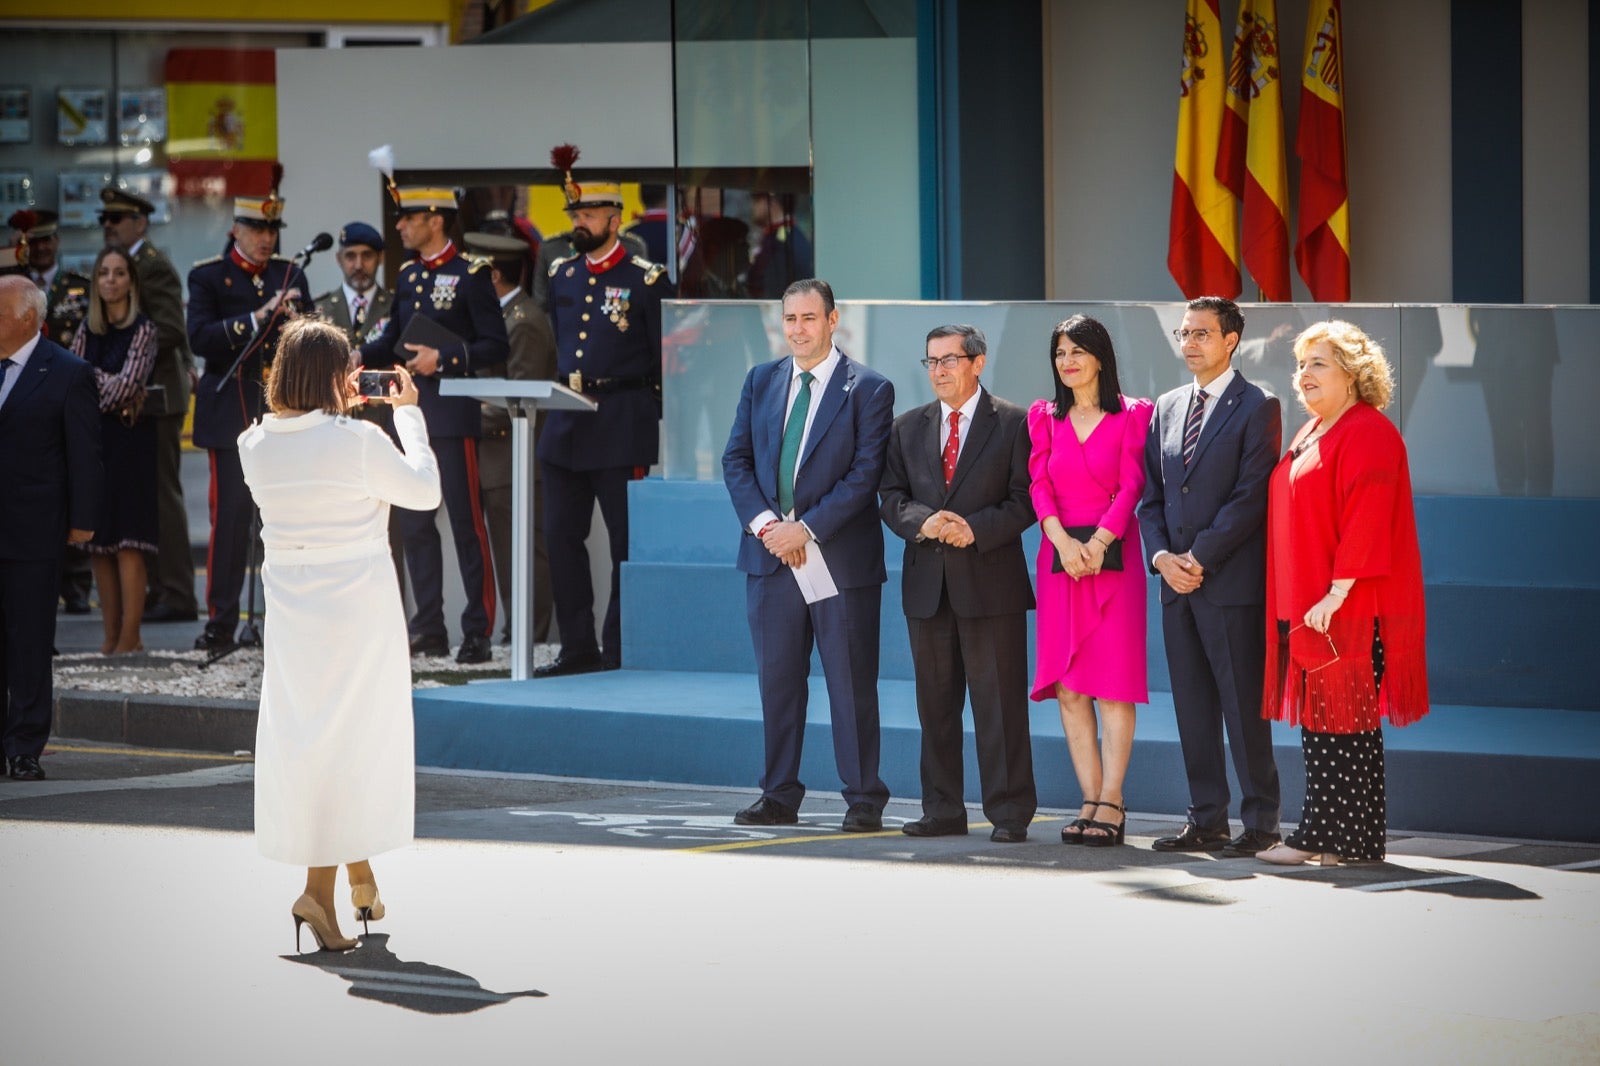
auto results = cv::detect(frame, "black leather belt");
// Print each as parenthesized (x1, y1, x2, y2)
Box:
(578, 376, 657, 396)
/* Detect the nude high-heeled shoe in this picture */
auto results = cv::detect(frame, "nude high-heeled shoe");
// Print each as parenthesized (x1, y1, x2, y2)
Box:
(292, 894, 357, 952)
(351, 883, 385, 935)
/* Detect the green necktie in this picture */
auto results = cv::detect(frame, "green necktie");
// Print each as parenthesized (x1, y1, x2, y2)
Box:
(777, 370, 814, 516)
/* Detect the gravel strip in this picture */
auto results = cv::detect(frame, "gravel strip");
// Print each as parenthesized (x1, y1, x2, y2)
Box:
(53, 643, 558, 701)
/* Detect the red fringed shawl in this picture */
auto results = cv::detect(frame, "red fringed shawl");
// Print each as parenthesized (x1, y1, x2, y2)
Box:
(1264, 402, 1430, 732)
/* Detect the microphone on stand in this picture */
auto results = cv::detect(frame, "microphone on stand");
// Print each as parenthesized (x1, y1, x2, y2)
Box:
(295, 232, 335, 262)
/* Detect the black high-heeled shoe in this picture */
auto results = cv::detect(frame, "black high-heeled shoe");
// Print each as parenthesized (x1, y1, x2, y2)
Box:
(1060, 800, 1100, 845)
(1082, 800, 1126, 848)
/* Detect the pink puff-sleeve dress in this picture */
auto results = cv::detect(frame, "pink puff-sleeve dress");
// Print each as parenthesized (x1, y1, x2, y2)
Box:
(1028, 396, 1154, 704)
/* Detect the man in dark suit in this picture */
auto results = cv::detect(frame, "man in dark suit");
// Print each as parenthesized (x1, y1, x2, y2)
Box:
(187, 188, 315, 651)
(360, 186, 509, 664)
(463, 230, 556, 644)
(0, 276, 101, 780)
(100, 187, 199, 626)
(722, 278, 894, 832)
(1137, 295, 1282, 856)
(880, 324, 1037, 843)
(535, 150, 671, 677)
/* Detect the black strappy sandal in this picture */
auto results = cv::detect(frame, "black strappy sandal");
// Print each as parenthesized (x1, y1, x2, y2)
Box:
(1082, 800, 1126, 848)
(1061, 800, 1099, 844)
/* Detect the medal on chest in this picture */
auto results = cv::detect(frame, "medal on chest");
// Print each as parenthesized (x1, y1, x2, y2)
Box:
(603, 286, 632, 332)
(251, 273, 264, 296)
(430, 275, 460, 310)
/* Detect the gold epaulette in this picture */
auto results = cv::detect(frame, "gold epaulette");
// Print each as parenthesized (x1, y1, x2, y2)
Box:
(466, 255, 492, 274)
(637, 258, 666, 285)
(548, 253, 579, 278)
(190, 254, 223, 269)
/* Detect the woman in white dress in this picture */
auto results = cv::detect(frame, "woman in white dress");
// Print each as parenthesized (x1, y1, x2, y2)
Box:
(239, 318, 440, 952)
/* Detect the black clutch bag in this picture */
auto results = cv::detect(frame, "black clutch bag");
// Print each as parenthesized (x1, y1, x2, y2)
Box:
(1052, 525, 1124, 573)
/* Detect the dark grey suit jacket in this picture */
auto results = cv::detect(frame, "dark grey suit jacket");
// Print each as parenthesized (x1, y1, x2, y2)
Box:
(1136, 370, 1281, 606)
(879, 388, 1036, 619)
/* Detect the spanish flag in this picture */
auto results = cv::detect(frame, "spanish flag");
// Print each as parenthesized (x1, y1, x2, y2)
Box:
(1295, 0, 1350, 301)
(1169, 0, 1241, 300)
(1216, 0, 1291, 301)
(165, 49, 278, 200)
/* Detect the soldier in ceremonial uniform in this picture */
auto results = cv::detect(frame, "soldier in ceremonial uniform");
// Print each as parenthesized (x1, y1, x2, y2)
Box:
(464, 231, 556, 644)
(187, 187, 314, 650)
(7, 210, 94, 612)
(313, 222, 393, 347)
(100, 186, 200, 624)
(535, 146, 673, 677)
(360, 186, 508, 664)
(534, 227, 647, 313)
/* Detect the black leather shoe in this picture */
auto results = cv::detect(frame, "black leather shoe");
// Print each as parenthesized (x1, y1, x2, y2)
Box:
(1220, 828, 1282, 857)
(733, 797, 798, 826)
(533, 651, 604, 678)
(62, 594, 91, 615)
(193, 624, 236, 651)
(456, 633, 492, 664)
(841, 803, 882, 832)
(1151, 823, 1232, 852)
(409, 634, 450, 658)
(9, 754, 45, 781)
(990, 826, 1028, 844)
(143, 603, 199, 623)
(901, 816, 968, 838)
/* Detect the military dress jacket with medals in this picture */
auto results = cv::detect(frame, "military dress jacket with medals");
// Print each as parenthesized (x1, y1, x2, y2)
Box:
(359, 243, 508, 439)
(42, 268, 92, 348)
(541, 249, 672, 472)
(187, 249, 315, 451)
(314, 284, 394, 349)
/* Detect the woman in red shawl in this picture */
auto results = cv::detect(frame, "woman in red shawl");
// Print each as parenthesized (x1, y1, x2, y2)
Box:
(1258, 321, 1428, 866)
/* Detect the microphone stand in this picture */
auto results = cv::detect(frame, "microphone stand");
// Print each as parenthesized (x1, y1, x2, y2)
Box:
(200, 246, 321, 668)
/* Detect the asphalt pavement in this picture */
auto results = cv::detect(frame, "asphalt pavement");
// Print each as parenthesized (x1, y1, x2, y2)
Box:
(1, 741, 1596, 1065)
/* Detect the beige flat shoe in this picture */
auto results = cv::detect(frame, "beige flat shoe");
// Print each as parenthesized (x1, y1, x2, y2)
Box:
(1257, 843, 1339, 867)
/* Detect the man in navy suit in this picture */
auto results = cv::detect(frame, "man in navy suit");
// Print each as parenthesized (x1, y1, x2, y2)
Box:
(1137, 296, 1282, 856)
(722, 278, 894, 832)
(0, 276, 101, 780)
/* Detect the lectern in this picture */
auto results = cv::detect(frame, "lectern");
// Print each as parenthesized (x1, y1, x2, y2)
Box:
(440, 379, 596, 679)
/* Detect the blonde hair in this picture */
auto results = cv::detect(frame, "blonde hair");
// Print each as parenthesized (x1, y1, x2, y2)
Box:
(265, 318, 352, 415)
(86, 247, 141, 334)
(1291, 319, 1394, 410)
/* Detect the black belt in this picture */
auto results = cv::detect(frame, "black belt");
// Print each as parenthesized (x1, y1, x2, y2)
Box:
(579, 376, 657, 396)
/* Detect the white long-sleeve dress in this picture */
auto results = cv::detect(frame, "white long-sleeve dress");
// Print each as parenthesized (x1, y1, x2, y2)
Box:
(239, 405, 441, 866)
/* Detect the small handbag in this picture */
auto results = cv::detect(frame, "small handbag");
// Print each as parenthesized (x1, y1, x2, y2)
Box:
(1053, 526, 1124, 572)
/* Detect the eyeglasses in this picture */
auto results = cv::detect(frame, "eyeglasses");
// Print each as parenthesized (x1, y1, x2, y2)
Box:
(1289, 623, 1340, 673)
(97, 213, 133, 225)
(1172, 328, 1215, 344)
(920, 354, 975, 370)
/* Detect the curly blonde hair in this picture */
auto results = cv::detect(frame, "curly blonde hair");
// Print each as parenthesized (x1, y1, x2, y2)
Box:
(1291, 319, 1394, 411)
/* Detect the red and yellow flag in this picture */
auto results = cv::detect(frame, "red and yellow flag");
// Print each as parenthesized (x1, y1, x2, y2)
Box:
(1169, 0, 1241, 300)
(1216, 0, 1291, 301)
(1295, 0, 1350, 301)
(165, 49, 278, 200)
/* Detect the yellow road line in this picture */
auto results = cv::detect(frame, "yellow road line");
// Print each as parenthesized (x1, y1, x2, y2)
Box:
(47, 743, 252, 762)
(686, 820, 1011, 853)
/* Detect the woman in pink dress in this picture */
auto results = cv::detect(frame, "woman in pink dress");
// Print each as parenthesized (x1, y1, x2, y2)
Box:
(1028, 315, 1153, 846)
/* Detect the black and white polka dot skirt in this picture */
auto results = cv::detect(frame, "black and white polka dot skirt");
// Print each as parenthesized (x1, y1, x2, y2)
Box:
(1283, 622, 1387, 861)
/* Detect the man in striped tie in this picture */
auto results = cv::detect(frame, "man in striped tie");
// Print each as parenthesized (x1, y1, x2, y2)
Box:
(1137, 296, 1283, 858)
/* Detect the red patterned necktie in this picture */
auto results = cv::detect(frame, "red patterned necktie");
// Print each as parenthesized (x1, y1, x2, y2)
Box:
(943, 409, 961, 487)
(1183, 388, 1208, 466)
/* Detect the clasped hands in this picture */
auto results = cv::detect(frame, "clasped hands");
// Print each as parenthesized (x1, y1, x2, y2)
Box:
(920, 510, 975, 549)
(761, 520, 812, 568)
(1156, 550, 1205, 593)
(1054, 531, 1113, 580)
